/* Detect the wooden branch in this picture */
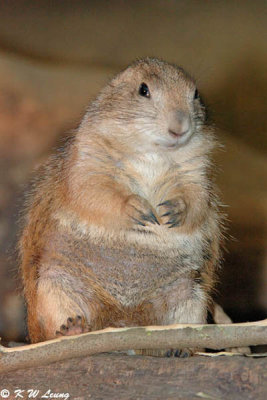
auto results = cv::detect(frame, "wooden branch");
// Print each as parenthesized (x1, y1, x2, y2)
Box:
(212, 303, 252, 354)
(1, 319, 266, 373)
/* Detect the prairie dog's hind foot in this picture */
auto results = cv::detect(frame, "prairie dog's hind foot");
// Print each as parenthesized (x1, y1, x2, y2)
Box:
(56, 315, 91, 338)
(135, 347, 199, 358)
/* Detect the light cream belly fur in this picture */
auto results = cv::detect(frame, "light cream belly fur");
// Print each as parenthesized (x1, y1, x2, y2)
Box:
(118, 152, 173, 206)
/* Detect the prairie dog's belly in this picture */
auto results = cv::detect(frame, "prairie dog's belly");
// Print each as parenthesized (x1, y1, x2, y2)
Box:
(43, 226, 207, 307)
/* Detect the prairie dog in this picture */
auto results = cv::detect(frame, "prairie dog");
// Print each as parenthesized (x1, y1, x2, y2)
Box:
(20, 58, 222, 356)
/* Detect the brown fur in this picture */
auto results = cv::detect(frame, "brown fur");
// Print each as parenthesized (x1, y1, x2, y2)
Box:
(20, 58, 223, 353)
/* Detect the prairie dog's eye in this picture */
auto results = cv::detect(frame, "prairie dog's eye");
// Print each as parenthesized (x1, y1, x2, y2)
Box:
(139, 83, 150, 98)
(194, 89, 199, 99)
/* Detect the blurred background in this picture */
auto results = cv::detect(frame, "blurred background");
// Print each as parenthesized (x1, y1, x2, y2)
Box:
(0, 0, 266, 342)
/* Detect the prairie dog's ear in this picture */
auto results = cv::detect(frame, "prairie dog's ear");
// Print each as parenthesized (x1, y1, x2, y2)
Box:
(111, 67, 136, 86)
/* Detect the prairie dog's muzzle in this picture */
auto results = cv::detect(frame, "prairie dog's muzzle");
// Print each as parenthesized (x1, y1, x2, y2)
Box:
(168, 110, 191, 138)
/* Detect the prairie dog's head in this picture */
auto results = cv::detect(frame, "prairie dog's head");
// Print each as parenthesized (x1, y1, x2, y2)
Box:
(84, 58, 207, 152)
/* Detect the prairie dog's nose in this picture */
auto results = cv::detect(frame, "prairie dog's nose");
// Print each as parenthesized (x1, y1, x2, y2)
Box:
(168, 110, 191, 138)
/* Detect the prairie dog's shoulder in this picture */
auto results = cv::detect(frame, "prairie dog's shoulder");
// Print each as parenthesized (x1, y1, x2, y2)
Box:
(21, 137, 74, 229)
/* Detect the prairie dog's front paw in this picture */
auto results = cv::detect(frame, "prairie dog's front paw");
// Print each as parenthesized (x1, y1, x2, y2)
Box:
(158, 198, 187, 228)
(123, 194, 160, 230)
